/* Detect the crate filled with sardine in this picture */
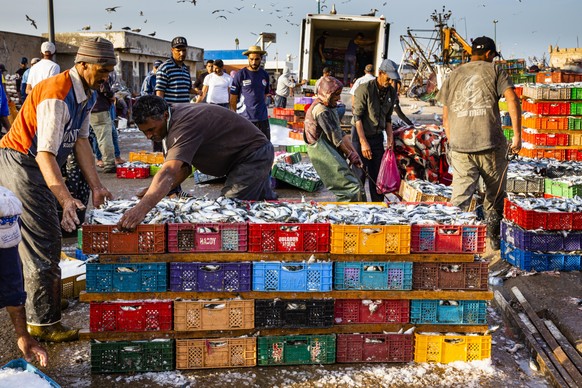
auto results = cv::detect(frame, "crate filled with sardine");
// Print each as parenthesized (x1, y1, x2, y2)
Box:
(412, 261, 489, 290)
(522, 84, 572, 100)
(116, 162, 151, 179)
(272, 162, 322, 192)
(501, 219, 582, 251)
(175, 337, 257, 370)
(334, 262, 413, 291)
(334, 299, 410, 324)
(167, 223, 247, 252)
(82, 224, 166, 255)
(500, 240, 582, 271)
(506, 158, 545, 194)
(89, 300, 173, 332)
(257, 334, 336, 366)
(86, 262, 168, 293)
(173, 299, 254, 331)
(169, 262, 252, 292)
(91, 339, 175, 373)
(544, 176, 582, 198)
(410, 300, 487, 325)
(252, 261, 333, 292)
(336, 333, 414, 363)
(399, 180, 478, 210)
(254, 299, 334, 328)
(503, 196, 582, 230)
(414, 333, 491, 363)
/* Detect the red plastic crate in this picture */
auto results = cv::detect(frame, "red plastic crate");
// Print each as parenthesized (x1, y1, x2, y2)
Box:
(503, 198, 580, 231)
(82, 224, 166, 254)
(273, 107, 294, 116)
(410, 225, 486, 254)
(334, 299, 409, 324)
(536, 71, 582, 84)
(336, 334, 414, 363)
(519, 148, 567, 161)
(566, 149, 582, 161)
(522, 100, 570, 116)
(514, 86, 523, 98)
(89, 301, 173, 332)
(248, 223, 330, 252)
(167, 223, 247, 252)
(522, 132, 568, 146)
(116, 166, 151, 179)
(412, 262, 489, 290)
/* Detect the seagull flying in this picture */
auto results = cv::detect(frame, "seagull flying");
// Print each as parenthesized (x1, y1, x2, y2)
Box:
(216, 15, 228, 20)
(81, 25, 91, 31)
(212, 9, 224, 14)
(26, 14, 38, 29)
(105, 6, 121, 13)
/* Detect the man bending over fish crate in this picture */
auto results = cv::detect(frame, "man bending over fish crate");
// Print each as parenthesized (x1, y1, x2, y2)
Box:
(436, 37, 521, 250)
(118, 95, 277, 230)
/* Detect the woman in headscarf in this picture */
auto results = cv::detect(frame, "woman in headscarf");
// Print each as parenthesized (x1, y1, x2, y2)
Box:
(304, 76, 365, 202)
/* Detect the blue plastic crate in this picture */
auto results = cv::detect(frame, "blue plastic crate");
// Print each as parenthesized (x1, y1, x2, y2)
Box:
(75, 248, 89, 261)
(501, 220, 581, 251)
(252, 262, 332, 292)
(333, 262, 413, 291)
(86, 263, 167, 293)
(1, 358, 60, 387)
(410, 300, 487, 325)
(169, 262, 251, 292)
(501, 240, 582, 271)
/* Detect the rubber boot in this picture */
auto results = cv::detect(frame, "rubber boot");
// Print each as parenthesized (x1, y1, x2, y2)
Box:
(27, 322, 79, 342)
(486, 211, 503, 251)
(61, 298, 69, 311)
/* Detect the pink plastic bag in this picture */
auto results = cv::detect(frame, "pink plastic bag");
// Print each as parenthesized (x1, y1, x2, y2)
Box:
(376, 148, 401, 194)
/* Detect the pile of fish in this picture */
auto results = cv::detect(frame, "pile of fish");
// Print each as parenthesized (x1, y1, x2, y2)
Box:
(510, 196, 582, 213)
(117, 161, 150, 168)
(274, 162, 320, 182)
(507, 158, 545, 180)
(405, 179, 452, 199)
(548, 175, 582, 187)
(87, 197, 480, 226)
(545, 160, 582, 178)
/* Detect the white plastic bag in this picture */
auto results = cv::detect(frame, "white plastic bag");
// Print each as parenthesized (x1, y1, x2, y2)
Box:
(0, 186, 22, 217)
(0, 216, 21, 248)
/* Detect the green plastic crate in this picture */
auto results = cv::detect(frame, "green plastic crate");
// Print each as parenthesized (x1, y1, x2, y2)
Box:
(272, 164, 322, 192)
(91, 339, 174, 373)
(269, 117, 288, 127)
(286, 144, 308, 153)
(257, 335, 336, 366)
(503, 128, 513, 141)
(149, 164, 162, 176)
(572, 87, 582, 100)
(498, 100, 508, 111)
(510, 73, 535, 85)
(569, 117, 582, 130)
(571, 102, 582, 115)
(544, 178, 582, 198)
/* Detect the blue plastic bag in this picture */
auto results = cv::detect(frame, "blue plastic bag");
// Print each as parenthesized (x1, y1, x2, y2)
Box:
(376, 148, 401, 194)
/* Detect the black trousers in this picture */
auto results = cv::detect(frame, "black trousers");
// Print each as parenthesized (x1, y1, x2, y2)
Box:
(351, 131, 385, 202)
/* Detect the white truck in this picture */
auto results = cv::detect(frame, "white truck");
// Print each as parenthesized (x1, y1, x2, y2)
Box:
(298, 13, 390, 91)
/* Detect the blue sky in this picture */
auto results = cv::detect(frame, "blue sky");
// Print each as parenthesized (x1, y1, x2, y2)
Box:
(3, 0, 580, 65)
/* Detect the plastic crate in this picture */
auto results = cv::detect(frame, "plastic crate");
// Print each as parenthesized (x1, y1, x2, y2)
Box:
(503, 197, 582, 231)
(167, 223, 247, 253)
(519, 148, 567, 160)
(522, 100, 570, 116)
(572, 87, 582, 100)
(86, 262, 167, 293)
(399, 180, 448, 203)
(169, 262, 251, 292)
(272, 164, 322, 192)
(522, 132, 568, 146)
(294, 97, 314, 104)
(410, 225, 486, 254)
(149, 164, 162, 176)
(91, 339, 174, 373)
(128, 150, 148, 163)
(252, 262, 332, 292)
(61, 273, 86, 299)
(269, 117, 288, 127)
(522, 116, 569, 130)
(330, 224, 411, 255)
(257, 335, 336, 366)
(503, 127, 513, 141)
(569, 133, 582, 146)
(336, 334, 414, 363)
(410, 300, 487, 325)
(75, 248, 89, 261)
(176, 338, 256, 369)
(82, 224, 166, 255)
(522, 85, 571, 100)
(1, 358, 61, 387)
(544, 178, 582, 198)
(174, 299, 254, 331)
(506, 176, 545, 194)
(248, 223, 329, 253)
(412, 262, 489, 290)
(536, 71, 582, 84)
(334, 299, 410, 324)
(116, 166, 150, 179)
(89, 300, 173, 332)
(255, 299, 334, 328)
(501, 240, 582, 271)
(333, 262, 413, 291)
(286, 144, 308, 153)
(571, 102, 582, 115)
(414, 334, 491, 363)
(500, 220, 582, 251)
(566, 149, 582, 161)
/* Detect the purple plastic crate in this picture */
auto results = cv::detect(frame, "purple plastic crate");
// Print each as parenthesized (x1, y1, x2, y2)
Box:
(169, 262, 251, 292)
(501, 220, 581, 251)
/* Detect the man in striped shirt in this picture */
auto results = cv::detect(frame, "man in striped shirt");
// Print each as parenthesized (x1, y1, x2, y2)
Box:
(155, 36, 194, 103)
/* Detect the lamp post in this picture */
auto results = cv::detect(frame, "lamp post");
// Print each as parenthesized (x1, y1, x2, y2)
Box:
(317, 0, 321, 14)
(493, 20, 498, 47)
(458, 17, 468, 39)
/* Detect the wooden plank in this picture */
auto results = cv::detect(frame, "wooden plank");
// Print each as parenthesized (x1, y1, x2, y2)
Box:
(544, 319, 582, 375)
(512, 287, 582, 386)
(494, 291, 569, 388)
(80, 323, 488, 341)
(80, 290, 493, 302)
(97, 252, 477, 263)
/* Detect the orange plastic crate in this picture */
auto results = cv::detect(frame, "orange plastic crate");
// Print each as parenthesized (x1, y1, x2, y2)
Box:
(82, 224, 166, 254)
(174, 300, 254, 331)
(522, 132, 568, 146)
(176, 338, 256, 369)
(519, 148, 567, 160)
(522, 116, 569, 130)
(536, 71, 582, 84)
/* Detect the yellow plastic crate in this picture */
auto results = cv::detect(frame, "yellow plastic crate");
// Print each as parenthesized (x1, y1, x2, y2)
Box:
(129, 150, 148, 163)
(61, 274, 86, 299)
(330, 224, 411, 254)
(569, 133, 582, 146)
(414, 333, 492, 363)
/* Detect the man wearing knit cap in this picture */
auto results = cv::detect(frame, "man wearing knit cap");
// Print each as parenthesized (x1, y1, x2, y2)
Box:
(26, 41, 60, 94)
(0, 36, 116, 342)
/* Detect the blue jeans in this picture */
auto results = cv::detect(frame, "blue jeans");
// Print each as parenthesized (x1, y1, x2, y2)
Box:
(274, 95, 287, 108)
(344, 54, 357, 85)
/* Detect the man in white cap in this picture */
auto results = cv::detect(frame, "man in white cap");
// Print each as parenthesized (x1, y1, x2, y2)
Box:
(351, 58, 398, 202)
(25, 41, 60, 94)
(229, 46, 272, 139)
(0, 37, 115, 342)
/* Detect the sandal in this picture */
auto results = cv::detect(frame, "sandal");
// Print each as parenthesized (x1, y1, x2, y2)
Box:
(96, 160, 104, 168)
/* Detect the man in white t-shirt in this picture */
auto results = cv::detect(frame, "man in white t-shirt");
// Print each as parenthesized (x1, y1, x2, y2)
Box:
(196, 59, 232, 107)
(25, 42, 60, 94)
(349, 63, 375, 106)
